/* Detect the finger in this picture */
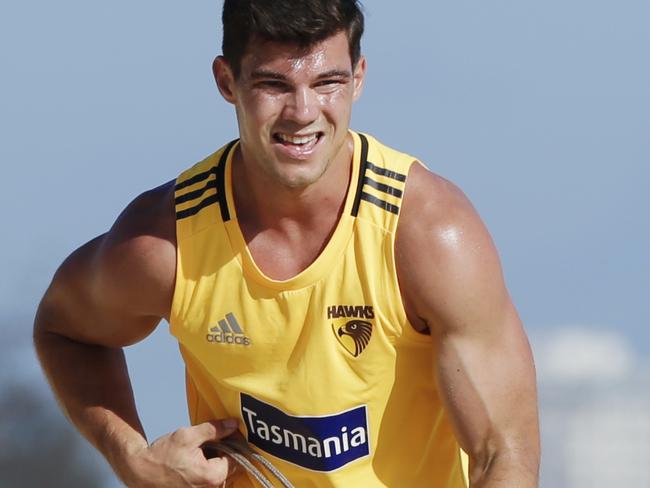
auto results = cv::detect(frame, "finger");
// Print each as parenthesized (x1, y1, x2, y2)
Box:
(192, 418, 239, 443)
(204, 454, 238, 485)
(202, 444, 239, 479)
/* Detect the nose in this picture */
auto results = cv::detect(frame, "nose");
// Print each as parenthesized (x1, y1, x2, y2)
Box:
(283, 87, 319, 125)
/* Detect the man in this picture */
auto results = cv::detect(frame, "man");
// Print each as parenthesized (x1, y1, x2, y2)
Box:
(34, 1, 540, 486)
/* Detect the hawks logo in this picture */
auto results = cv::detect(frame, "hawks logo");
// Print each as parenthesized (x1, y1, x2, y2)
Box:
(328, 304, 374, 357)
(333, 320, 373, 357)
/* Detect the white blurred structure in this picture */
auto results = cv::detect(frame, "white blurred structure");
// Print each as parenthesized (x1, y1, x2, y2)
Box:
(532, 327, 650, 488)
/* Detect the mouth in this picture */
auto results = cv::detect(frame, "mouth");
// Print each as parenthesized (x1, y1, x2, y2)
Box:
(273, 132, 324, 148)
(273, 132, 325, 160)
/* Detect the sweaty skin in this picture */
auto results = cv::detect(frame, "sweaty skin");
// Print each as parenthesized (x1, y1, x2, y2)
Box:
(34, 31, 539, 487)
(33, 184, 243, 487)
(396, 163, 540, 486)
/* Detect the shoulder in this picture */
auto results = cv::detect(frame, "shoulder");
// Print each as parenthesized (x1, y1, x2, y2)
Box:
(103, 179, 176, 264)
(398, 161, 492, 258)
(96, 180, 177, 315)
(397, 162, 506, 333)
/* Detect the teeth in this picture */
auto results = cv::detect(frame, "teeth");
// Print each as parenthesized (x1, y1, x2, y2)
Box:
(276, 133, 318, 144)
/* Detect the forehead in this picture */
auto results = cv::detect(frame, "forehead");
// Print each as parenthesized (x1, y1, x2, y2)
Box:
(239, 31, 353, 79)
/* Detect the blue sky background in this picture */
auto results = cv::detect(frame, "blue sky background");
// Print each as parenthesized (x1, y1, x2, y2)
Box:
(1, 1, 649, 486)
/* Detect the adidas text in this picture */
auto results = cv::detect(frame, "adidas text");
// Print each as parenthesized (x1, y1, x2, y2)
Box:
(206, 331, 251, 346)
(206, 312, 252, 346)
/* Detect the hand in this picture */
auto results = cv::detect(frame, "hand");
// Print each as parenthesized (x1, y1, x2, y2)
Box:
(124, 419, 240, 488)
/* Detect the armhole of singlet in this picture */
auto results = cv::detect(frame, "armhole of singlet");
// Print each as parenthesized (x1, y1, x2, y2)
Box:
(389, 159, 434, 343)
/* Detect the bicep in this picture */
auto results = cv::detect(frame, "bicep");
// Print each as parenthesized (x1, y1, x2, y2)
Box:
(424, 229, 538, 472)
(36, 234, 163, 348)
(397, 166, 539, 469)
(36, 184, 177, 348)
(425, 221, 538, 463)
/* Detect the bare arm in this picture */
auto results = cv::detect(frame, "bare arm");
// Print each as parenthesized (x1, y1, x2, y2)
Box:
(34, 182, 237, 487)
(397, 163, 540, 487)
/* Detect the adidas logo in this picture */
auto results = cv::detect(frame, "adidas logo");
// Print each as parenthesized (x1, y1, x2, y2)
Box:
(206, 313, 252, 346)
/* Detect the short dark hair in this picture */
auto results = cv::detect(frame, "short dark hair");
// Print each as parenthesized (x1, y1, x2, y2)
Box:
(222, 0, 365, 78)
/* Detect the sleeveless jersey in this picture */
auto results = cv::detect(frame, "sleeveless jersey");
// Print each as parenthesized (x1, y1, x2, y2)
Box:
(170, 131, 469, 487)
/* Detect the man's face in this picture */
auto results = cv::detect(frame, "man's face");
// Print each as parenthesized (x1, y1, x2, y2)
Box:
(215, 31, 366, 189)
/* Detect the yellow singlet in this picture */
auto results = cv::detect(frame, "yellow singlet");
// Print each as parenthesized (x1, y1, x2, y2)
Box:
(170, 131, 469, 487)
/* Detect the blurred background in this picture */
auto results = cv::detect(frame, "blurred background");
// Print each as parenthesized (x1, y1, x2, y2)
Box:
(1, 1, 648, 486)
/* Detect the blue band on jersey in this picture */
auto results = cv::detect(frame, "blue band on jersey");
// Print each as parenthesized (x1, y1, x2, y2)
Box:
(240, 393, 370, 472)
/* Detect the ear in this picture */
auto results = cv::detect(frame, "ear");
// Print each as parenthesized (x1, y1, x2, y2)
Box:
(352, 55, 367, 101)
(213, 56, 237, 104)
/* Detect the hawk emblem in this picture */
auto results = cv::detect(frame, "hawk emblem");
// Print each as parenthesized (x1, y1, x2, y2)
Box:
(333, 320, 373, 357)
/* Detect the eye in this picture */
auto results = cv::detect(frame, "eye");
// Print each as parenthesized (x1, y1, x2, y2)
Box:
(314, 79, 346, 93)
(317, 79, 343, 87)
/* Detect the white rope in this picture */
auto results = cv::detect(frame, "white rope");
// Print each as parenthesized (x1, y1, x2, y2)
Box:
(206, 440, 296, 488)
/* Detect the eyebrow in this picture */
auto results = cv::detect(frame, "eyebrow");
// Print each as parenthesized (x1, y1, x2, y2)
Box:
(316, 69, 352, 79)
(250, 69, 352, 81)
(250, 70, 286, 80)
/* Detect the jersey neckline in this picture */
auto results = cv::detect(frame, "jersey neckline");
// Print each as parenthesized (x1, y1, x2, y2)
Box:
(223, 130, 362, 291)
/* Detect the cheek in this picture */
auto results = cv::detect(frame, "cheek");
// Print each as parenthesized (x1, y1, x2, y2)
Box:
(241, 94, 284, 127)
(318, 90, 353, 119)
(322, 84, 354, 105)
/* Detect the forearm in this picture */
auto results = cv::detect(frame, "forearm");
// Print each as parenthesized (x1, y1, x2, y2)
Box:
(33, 326, 148, 480)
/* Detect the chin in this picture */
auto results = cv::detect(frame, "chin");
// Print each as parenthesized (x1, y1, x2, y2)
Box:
(272, 161, 329, 190)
